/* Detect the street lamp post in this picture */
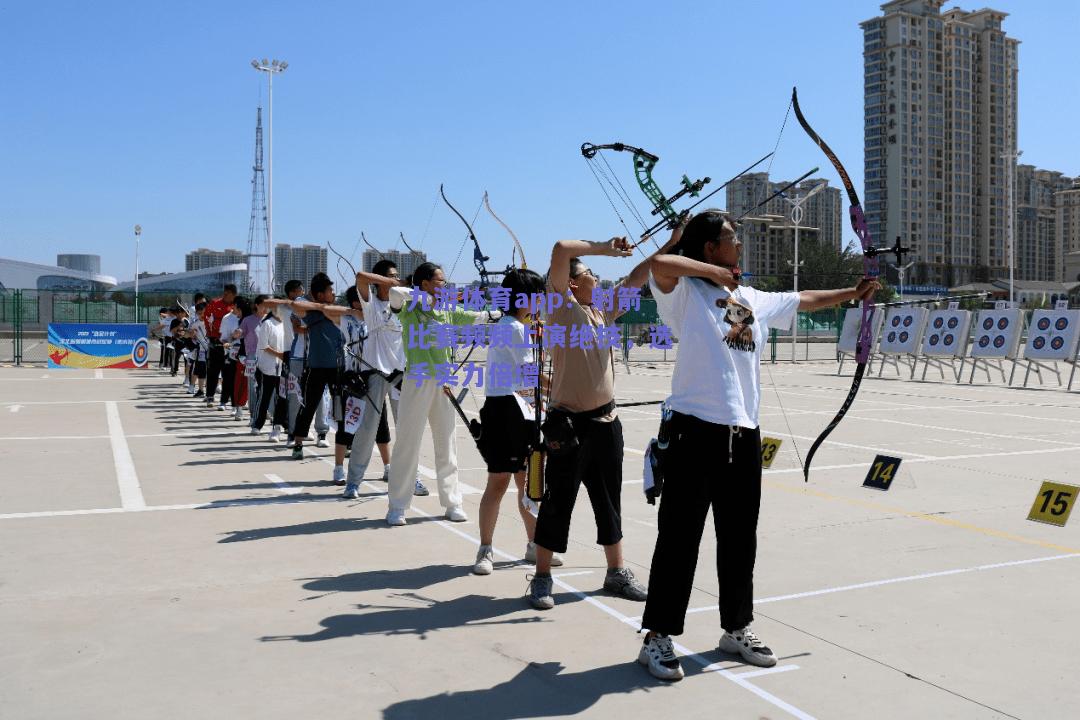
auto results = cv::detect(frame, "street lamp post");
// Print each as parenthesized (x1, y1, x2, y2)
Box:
(781, 182, 825, 362)
(888, 261, 915, 302)
(251, 58, 288, 293)
(134, 224, 142, 322)
(1001, 148, 1022, 307)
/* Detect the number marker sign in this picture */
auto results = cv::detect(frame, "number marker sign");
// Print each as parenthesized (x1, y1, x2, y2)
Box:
(1027, 481, 1078, 527)
(760, 437, 783, 469)
(863, 455, 902, 491)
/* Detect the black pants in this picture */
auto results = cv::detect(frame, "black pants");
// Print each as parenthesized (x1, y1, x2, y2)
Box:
(170, 341, 181, 375)
(253, 370, 288, 431)
(641, 414, 761, 636)
(533, 416, 624, 554)
(158, 339, 167, 367)
(220, 356, 236, 406)
(293, 367, 337, 441)
(205, 343, 226, 399)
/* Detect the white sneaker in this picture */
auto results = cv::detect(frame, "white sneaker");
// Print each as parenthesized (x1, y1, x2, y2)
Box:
(307, 431, 316, 441)
(268, 428, 281, 442)
(332, 466, 346, 485)
(638, 634, 684, 681)
(233, 407, 243, 421)
(381, 464, 390, 482)
(473, 545, 494, 575)
(316, 435, 330, 448)
(524, 541, 563, 567)
(249, 427, 260, 435)
(386, 509, 406, 527)
(719, 625, 777, 668)
(445, 505, 468, 522)
(216, 404, 225, 411)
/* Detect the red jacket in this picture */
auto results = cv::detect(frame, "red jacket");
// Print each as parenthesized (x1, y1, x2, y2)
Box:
(204, 298, 234, 340)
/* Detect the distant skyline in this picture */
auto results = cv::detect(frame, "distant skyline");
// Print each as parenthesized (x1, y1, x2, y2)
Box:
(1, 0, 1077, 286)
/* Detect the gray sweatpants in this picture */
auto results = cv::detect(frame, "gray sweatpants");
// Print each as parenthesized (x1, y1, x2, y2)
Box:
(345, 373, 400, 486)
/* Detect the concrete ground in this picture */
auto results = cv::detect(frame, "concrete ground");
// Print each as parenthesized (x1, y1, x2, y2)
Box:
(1, 357, 1078, 720)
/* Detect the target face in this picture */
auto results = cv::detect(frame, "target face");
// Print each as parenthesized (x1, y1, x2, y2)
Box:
(979, 336, 990, 348)
(983, 318, 994, 330)
(929, 334, 940, 346)
(903, 315, 914, 327)
(1038, 317, 1051, 331)
(887, 331, 897, 343)
(899, 331, 909, 343)
(892, 316, 901, 327)
(131, 338, 150, 367)
(944, 334, 954, 346)
(1052, 337, 1065, 350)
(1056, 317, 1069, 331)
(998, 318, 1009, 330)
(994, 335, 1006, 348)
(933, 317, 944, 329)
(1033, 336, 1046, 350)
(948, 317, 959, 329)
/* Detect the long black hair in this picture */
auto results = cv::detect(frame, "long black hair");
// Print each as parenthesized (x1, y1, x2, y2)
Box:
(674, 209, 733, 262)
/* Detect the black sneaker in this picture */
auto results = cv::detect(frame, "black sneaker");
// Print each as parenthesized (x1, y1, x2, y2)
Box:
(603, 568, 647, 601)
(291, 445, 304, 460)
(193, 390, 204, 398)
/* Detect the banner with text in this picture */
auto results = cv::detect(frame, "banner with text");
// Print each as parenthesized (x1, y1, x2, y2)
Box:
(47, 323, 150, 369)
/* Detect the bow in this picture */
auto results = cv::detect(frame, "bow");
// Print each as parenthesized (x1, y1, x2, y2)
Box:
(792, 86, 909, 481)
(399, 232, 422, 259)
(581, 142, 711, 251)
(360, 231, 385, 262)
(327, 241, 358, 291)
(441, 183, 505, 291)
(482, 191, 527, 269)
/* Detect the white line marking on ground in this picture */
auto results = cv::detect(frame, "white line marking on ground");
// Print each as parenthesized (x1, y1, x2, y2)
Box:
(679, 552, 1080, 615)
(94, 369, 103, 379)
(8, 405, 21, 413)
(729, 665, 802, 680)
(0, 495, 344, 520)
(550, 570, 594, 578)
(105, 401, 145, 510)
(264, 473, 301, 495)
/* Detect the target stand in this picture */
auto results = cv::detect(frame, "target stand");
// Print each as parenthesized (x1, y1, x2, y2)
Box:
(1012, 309, 1080, 389)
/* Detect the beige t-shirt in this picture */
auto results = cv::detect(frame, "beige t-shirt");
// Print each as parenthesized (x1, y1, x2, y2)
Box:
(546, 284, 623, 417)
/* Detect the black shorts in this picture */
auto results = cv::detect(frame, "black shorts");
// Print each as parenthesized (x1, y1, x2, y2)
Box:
(193, 360, 207, 378)
(478, 395, 537, 474)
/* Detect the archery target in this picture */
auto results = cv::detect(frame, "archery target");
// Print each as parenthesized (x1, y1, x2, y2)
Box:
(879, 307, 928, 355)
(971, 309, 1023, 359)
(838, 308, 884, 355)
(921, 309, 972, 357)
(1023, 309, 1080, 361)
(131, 337, 150, 367)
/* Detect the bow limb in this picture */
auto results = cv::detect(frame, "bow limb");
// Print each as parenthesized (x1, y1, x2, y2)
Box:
(327, 241, 358, 279)
(440, 183, 491, 289)
(483, 191, 527, 269)
(361, 231, 386, 261)
(791, 86, 880, 482)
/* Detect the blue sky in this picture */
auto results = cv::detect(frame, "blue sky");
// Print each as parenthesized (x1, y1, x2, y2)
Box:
(1, 0, 1076, 286)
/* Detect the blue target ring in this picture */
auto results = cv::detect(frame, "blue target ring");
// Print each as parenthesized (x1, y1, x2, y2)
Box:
(887, 332, 897, 343)
(1038, 317, 1051, 331)
(979, 336, 990, 348)
(948, 317, 959, 329)
(983, 318, 994, 330)
(1051, 337, 1064, 350)
(131, 338, 150, 367)
(892, 316, 901, 327)
(934, 317, 944, 329)
(1056, 317, 1069, 331)
(998, 318, 1009, 330)
(1033, 337, 1046, 350)
(899, 331, 909, 343)
(993, 335, 1005, 348)
(929, 334, 940, 346)
(903, 315, 914, 327)
(944, 334, 954, 346)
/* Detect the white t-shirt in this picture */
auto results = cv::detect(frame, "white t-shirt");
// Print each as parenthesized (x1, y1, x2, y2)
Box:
(339, 314, 368, 373)
(650, 275, 799, 428)
(359, 293, 405, 375)
(255, 317, 285, 376)
(486, 316, 534, 396)
(281, 305, 306, 359)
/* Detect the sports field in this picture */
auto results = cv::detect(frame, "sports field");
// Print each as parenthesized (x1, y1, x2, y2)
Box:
(1, 360, 1078, 719)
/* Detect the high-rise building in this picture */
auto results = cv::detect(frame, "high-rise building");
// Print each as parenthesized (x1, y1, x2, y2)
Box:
(361, 249, 426, 281)
(861, 0, 1019, 286)
(274, 244, 327, 287)
(733, 214, 821, 282)
(1015, 165, 1073, 281)
(1058, 180, 1080, 283)
(185, 248, 247, 271)
(727, 174, 842, 250)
